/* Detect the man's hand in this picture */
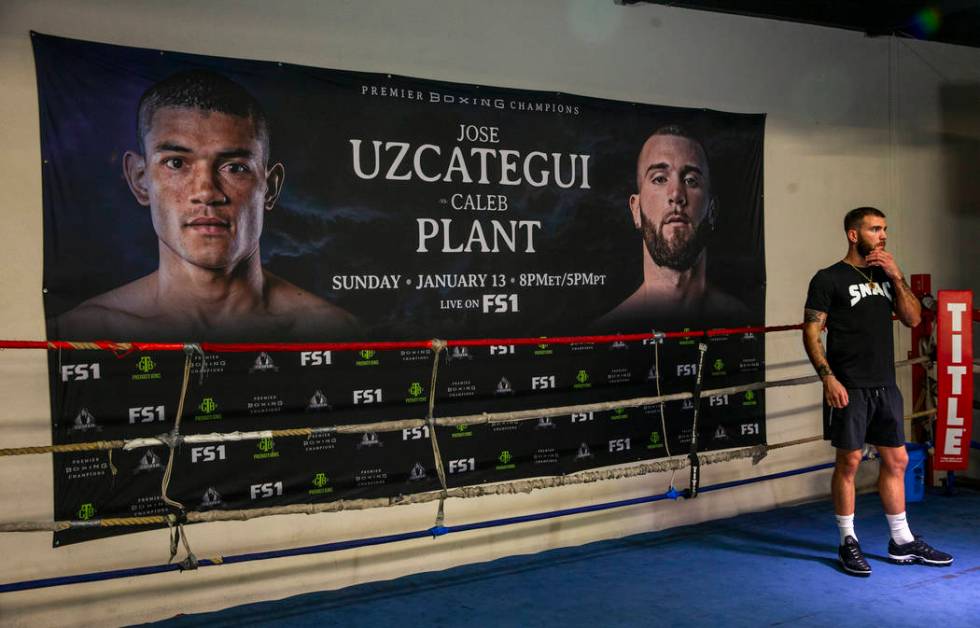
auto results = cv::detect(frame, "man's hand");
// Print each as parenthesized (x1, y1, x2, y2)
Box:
(865, 249, 901, 281)
(866, 249, 922, 327)
(823, 375, 849, 408)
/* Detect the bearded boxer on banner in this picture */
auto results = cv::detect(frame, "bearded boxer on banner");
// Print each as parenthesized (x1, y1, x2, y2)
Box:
(803, 206, 952, 576)
(55, 70, 358, 341)
(594, 126, 748, 331)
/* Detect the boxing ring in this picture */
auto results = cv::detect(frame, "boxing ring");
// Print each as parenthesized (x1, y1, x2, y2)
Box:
(3, 313, 972, 601)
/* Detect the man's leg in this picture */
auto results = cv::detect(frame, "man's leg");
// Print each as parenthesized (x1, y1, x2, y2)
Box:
(828, 389, 872, 574)
(872, 388, 953, 565)
(833, 448, 871, 575)
(832, 448, 863, 518)
(876, 445, 908, 516)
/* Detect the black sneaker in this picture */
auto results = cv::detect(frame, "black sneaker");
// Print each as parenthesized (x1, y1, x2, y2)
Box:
(838, 535, 872, 576)
(888, 535, 954, 566)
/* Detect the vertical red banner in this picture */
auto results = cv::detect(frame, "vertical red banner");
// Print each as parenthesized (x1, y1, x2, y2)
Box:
(933, 290, 974, 470)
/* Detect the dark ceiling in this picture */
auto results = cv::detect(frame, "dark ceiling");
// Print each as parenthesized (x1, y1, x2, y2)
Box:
(625, 1, 980, 49)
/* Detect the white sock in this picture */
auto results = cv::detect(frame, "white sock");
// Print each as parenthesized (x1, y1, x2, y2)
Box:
(886, 512, 914, 544)
(835, 513, 856, 545)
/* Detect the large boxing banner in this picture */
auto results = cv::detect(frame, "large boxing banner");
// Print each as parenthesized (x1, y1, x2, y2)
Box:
(34, 33, 765, 545)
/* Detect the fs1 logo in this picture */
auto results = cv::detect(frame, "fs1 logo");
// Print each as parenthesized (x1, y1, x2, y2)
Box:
(353, 388, 382, 404)
(489, 344, 516, 356)
(402, 425, 430, 440)
(250, 481, 284, 500)
(531, 375, 556, 390)
(708, 395, 729, 407)
(609, 438, 632, 452)
(128, 405, 165, 424)
(61, 363, 101, 382)
(676, 363, 697, 377)
(570, 412, 594, 423)
(482, 293, 519, 313)
(449, 458, 476, 474)
(191, 444, 227, 463)
(300, 350, 333, 366)
(741, 423, 760, 435)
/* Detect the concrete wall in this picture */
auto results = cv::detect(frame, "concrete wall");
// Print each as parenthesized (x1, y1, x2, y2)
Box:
(1, 1, 978, 624)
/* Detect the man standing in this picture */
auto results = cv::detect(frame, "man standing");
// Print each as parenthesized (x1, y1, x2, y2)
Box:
(803, 206, 952, 576)
(54, 70, 358, 341)
(594, 125, 747, 331)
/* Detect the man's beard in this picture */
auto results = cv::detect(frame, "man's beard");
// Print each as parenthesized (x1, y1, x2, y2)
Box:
(856, 235, 879, 258)
(641, 212, 711, 271)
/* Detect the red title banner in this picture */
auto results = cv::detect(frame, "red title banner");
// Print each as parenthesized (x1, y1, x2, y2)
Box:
(934, 290, 974, 471)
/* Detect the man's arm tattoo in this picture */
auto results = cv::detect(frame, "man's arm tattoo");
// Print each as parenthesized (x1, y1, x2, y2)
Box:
(804, 308, 826, 324)
(803, 309, 832, 379)
(809, 336, 833, 378)
(893, 276, 913, 297)
(891, 275, 922, 326)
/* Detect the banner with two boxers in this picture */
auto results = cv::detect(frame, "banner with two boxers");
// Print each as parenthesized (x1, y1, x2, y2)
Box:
(34, 33, 766, 544)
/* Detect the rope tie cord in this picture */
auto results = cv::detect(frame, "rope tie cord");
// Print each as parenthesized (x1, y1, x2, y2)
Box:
(652, 337, 678, 489)
(424, 340, 450, 530)
(158, 347, 197, 567)
(160, 349, 192, 511)
(686, 342, 709, 498)
(185, 342, 206, 386)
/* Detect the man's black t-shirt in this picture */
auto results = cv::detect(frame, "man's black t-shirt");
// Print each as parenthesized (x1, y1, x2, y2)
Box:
(805, 261, 896, 387)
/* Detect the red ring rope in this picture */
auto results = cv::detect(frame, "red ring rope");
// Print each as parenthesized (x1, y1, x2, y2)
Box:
(0, 323, 802, 353)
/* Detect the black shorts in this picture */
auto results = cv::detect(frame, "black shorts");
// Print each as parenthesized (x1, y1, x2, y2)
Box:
(823, 385, 905, 450)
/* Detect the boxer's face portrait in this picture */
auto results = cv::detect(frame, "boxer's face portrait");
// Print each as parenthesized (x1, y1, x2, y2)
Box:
(852, 215, 887, 258)
(630, 134, 714, 271)
(124, 106, 283, 271)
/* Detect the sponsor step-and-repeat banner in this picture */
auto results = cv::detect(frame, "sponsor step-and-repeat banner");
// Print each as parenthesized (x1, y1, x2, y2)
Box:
(34, 33, 766, 544)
